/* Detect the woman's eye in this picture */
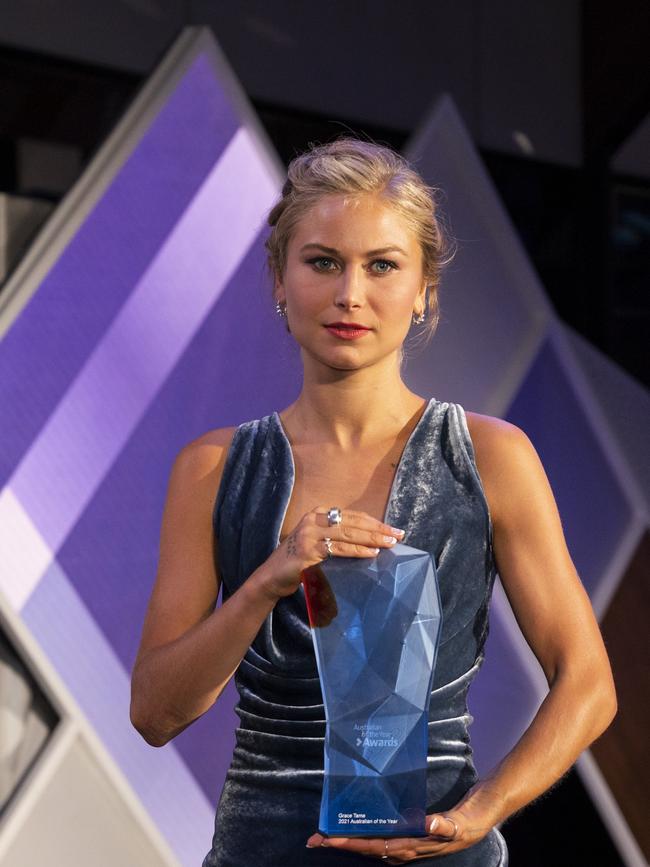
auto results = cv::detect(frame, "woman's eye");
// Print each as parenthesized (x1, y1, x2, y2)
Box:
(370, 259, 398, 274)
(308, 256, 337, 270)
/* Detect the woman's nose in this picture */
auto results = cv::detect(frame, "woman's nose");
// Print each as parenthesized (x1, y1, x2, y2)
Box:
(334, 266, 365, 306)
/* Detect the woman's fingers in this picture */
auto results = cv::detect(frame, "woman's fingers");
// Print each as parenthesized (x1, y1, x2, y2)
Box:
(428, 813, 460, 839)
(314, 507, 405, 553)
(305, 831, 458, 861)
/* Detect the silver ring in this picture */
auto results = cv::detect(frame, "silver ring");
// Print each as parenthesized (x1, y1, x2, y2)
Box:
(381, 837, 389, 860)
(441, 814, 459, 840)
(324, 537, 334, 558)
(327, 507, 342, 526)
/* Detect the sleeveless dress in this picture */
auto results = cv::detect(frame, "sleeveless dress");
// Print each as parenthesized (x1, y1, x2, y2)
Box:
(202, 397, 508, 866)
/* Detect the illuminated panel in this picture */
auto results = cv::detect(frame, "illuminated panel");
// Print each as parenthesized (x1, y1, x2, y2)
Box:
(0, 27, 289, 866)
(505, 327, 631, 596)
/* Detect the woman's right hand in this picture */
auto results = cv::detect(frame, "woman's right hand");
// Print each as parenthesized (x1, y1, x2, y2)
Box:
(258, 507, 405, 601)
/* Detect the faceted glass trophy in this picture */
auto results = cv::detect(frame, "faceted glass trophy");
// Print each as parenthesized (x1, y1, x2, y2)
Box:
(302, 542, 442, 838)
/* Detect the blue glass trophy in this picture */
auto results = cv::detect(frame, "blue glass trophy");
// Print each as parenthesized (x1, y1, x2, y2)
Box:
(302, 542, 442, 837)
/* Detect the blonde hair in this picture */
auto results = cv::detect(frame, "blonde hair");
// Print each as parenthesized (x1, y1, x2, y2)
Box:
(264, 135, 457, 358)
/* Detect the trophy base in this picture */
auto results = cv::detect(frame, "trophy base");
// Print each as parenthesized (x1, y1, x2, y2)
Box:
(318, 769, 428, 837)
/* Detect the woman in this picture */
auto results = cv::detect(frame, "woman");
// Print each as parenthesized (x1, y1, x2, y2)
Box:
(130, 137, 617, 865)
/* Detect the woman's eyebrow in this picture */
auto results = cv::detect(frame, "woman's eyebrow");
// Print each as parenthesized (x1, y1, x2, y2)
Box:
(299, 243, 408, 256)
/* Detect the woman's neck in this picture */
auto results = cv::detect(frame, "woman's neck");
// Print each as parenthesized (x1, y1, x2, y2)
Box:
(278, 389, 428, 451)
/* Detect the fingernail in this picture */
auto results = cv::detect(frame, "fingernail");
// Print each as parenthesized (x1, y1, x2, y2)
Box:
(306, 843, 314, 847)
(383, 535, 397, 544)
(391, 527, 405, 535)
(429, 816, 439, 833)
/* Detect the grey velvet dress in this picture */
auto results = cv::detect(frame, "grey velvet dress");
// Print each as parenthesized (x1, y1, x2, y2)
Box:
(202, 397, 509, 866)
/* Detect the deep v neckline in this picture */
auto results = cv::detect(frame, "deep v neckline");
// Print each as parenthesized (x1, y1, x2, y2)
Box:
(271, 397, 435, 551)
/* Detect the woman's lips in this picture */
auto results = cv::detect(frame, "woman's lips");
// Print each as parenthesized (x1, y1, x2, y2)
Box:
(324, 325, 371, 340)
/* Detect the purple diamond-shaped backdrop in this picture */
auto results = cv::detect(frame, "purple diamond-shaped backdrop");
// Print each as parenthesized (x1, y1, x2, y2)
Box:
(0, 24, 647, 867)
(0, 27, 294, 867)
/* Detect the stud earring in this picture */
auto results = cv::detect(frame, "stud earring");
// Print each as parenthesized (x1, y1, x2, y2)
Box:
(275, 301, 286, 317)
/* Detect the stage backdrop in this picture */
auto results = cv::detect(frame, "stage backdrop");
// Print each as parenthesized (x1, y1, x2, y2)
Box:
(0, 25, 647, 867)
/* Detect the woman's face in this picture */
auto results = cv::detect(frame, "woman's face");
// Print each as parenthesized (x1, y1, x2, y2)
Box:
(275, 192, 426, 371)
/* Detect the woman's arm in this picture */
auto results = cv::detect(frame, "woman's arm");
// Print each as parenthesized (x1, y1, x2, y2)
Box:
(306, 416, 618, 859)
(459, 414, 618, 825)
(130, 430, 279, 747)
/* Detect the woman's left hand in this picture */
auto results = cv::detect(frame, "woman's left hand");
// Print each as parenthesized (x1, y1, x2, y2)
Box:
(305, 786, 503, 862)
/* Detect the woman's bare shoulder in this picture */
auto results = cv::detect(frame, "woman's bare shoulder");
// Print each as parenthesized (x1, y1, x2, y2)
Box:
(464, 409, 525, 451)
(187, 425, 240, 451)
(464, 410, 538, 526)
(171, 425, 240, 483)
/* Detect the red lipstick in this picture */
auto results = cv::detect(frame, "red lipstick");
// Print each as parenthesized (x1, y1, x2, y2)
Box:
(324, 322, 371, 340)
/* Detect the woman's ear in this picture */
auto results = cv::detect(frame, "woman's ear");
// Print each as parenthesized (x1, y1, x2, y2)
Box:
(274, 272, 284, 302)
(273, 280, 290, 332)
(414, 284, 428, 317)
